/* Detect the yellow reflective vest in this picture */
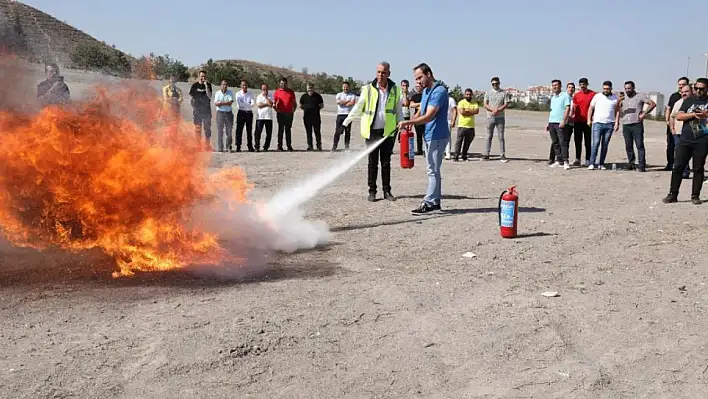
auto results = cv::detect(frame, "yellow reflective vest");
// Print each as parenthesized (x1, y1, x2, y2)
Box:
(358, 80, 401, 139)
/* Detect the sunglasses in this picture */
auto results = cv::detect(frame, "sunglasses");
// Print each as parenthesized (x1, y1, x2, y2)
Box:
(695, 86, 706, 92)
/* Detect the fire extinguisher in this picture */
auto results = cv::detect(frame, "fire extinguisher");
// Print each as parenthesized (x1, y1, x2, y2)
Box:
(498, 186, 519, 238)
(399, 127, 415, 169)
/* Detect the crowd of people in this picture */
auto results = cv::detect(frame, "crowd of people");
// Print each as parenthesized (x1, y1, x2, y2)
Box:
(36, 62, 708, 209)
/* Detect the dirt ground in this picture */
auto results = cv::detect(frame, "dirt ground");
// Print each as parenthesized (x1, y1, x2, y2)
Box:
(2, 69, 708, 398)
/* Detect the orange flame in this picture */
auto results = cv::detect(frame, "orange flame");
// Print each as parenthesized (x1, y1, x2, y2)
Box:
(0, 84, 252, 277)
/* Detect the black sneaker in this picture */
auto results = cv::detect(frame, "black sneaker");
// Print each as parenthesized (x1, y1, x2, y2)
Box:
(662, 194, 678, 204)
(638, 166, 646, 172)
(368, 193, 376, 202)
(383, 191, 397, 201)
(411, 202, 436, 215)
(692, 197, 702, 205)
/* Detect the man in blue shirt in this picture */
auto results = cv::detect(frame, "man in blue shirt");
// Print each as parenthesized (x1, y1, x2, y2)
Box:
(547, 79, 572, 169)
(399, 63, 449, 215)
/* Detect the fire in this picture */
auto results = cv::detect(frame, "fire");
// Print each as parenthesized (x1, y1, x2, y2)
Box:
(0, 84, 252, 277)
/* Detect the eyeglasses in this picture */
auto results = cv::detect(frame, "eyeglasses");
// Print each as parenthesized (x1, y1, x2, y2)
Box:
(695, 86, 706, 92)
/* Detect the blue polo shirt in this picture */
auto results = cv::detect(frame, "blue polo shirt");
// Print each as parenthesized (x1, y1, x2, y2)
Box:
(549, 92, 571, 123)
(420, 82, 449, 141)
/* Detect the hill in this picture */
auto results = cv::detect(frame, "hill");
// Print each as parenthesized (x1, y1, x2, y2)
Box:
(0, 0, 135, 74)
(0, 1, 363, 93)
(191, 59, 365, 95)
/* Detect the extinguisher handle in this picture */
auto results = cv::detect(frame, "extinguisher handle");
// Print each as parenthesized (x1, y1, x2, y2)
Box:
(497, 190, 507, 226)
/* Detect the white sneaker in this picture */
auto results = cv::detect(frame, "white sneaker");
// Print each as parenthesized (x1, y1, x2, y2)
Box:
(550, 162, 561, 168)
(563, 162, 571, 170)
(588, 164, 595, 170)
(599, 165, 607, 170)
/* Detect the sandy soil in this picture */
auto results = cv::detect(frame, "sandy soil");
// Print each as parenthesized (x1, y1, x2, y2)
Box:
(2, 69, 708, 398)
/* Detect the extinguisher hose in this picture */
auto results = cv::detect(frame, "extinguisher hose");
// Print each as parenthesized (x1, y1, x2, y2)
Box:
(497, 190, 506, 226)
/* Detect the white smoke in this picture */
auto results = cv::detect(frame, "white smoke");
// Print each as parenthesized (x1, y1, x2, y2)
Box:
(191, 137, 386, 275)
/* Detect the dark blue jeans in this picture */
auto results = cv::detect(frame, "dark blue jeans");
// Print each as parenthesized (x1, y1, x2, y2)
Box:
(622, 122, 646, 167)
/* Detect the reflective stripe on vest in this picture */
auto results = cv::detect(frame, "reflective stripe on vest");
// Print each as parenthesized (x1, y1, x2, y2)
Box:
(360, 84, 400, 139)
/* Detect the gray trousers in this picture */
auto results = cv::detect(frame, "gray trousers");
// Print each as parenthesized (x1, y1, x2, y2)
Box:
(485, 118, 506, 156)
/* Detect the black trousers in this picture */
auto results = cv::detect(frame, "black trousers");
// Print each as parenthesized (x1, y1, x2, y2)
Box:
(365, 129, 395, 194)
(255, 119, 273, 150)
(333, 114, 351, 150)
(572, 122, 591, 161)
(277, 112, 294, 149)
(304, 116, 322, 149)
(414, 124, 425, 154)
(454, 127, 475, 159)
(548, 123, 570, 163)
(622, 122, 646, 167)
(669, 139, 708, 198)
(666, 126, 676, 167)
(215, 111, 233, 151)
(235, 110, 254, 149)
(192, 107, 212, 145)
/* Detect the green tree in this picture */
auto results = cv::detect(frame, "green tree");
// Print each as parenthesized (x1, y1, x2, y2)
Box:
(69, 43, 132, 77)
(449, 85, 463, 102)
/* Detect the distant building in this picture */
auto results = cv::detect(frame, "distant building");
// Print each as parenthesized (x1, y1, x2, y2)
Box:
(646, 92, 664, 117)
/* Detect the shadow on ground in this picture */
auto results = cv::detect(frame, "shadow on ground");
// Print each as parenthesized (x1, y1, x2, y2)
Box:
(397, 194, 492, 200)
(442, 206, 546, 215)
(331, 207, 546, 232)
(0, 244, 342, 289)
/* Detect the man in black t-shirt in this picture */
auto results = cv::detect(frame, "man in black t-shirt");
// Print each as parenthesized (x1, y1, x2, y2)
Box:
(299, 83, 324, 151)
(664, 77, 690, 170)
(408, 83, 425, 155)
(37, 63, 70, 107)
(188, 70, 213, 151)
(663, 78, 708, 205)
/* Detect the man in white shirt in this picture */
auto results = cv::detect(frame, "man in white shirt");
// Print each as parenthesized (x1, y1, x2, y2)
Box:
(670, 83, 694, 179)
(446, 95, 457, 159)
(255, 83, 275, 152)
(333, 81, 357, 151)
(235, 79, 255, 152)
(586, 80, 620, 169)
(213, 79, 234, 153)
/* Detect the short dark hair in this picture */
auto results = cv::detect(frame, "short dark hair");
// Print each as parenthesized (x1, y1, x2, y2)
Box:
(551, 79, 561, 85)
(45, 63, 59, 72)
(401, 79, 409, 85)
(413, 63, 433, 77)
(567, 82, 575, 87)
(198, 70, 207, 76)
(280, 77, 288, 83)
(343, 81, 351, 86)
(578, 77, 589, 84)
(624, 81, 635, 88)
(465, 88, 473, 93)
(221, 79, 228, 85)
(603, 80, 613, 87)
(491, 76, 500, 83)
(678, 76, 690, 84)
(696, 78, 708, 86)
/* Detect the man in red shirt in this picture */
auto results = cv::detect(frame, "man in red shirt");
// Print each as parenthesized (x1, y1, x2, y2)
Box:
(571, 77, 596, 166)
(273, 77, 297, 151)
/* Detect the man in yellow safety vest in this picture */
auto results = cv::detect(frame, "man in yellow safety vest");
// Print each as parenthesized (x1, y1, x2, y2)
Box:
(344, 61, 404, 202)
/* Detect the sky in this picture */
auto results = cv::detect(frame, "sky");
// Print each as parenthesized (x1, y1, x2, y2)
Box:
(21, 0, 708, 97)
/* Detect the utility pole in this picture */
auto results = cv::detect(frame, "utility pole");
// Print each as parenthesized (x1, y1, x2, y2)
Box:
(688, 56, 691, 77)
(704, 53, 708, 78)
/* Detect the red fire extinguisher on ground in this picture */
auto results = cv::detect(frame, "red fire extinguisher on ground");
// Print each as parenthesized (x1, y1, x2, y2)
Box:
(498, 186, 519, 238)
(399, 127, 415, 169)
